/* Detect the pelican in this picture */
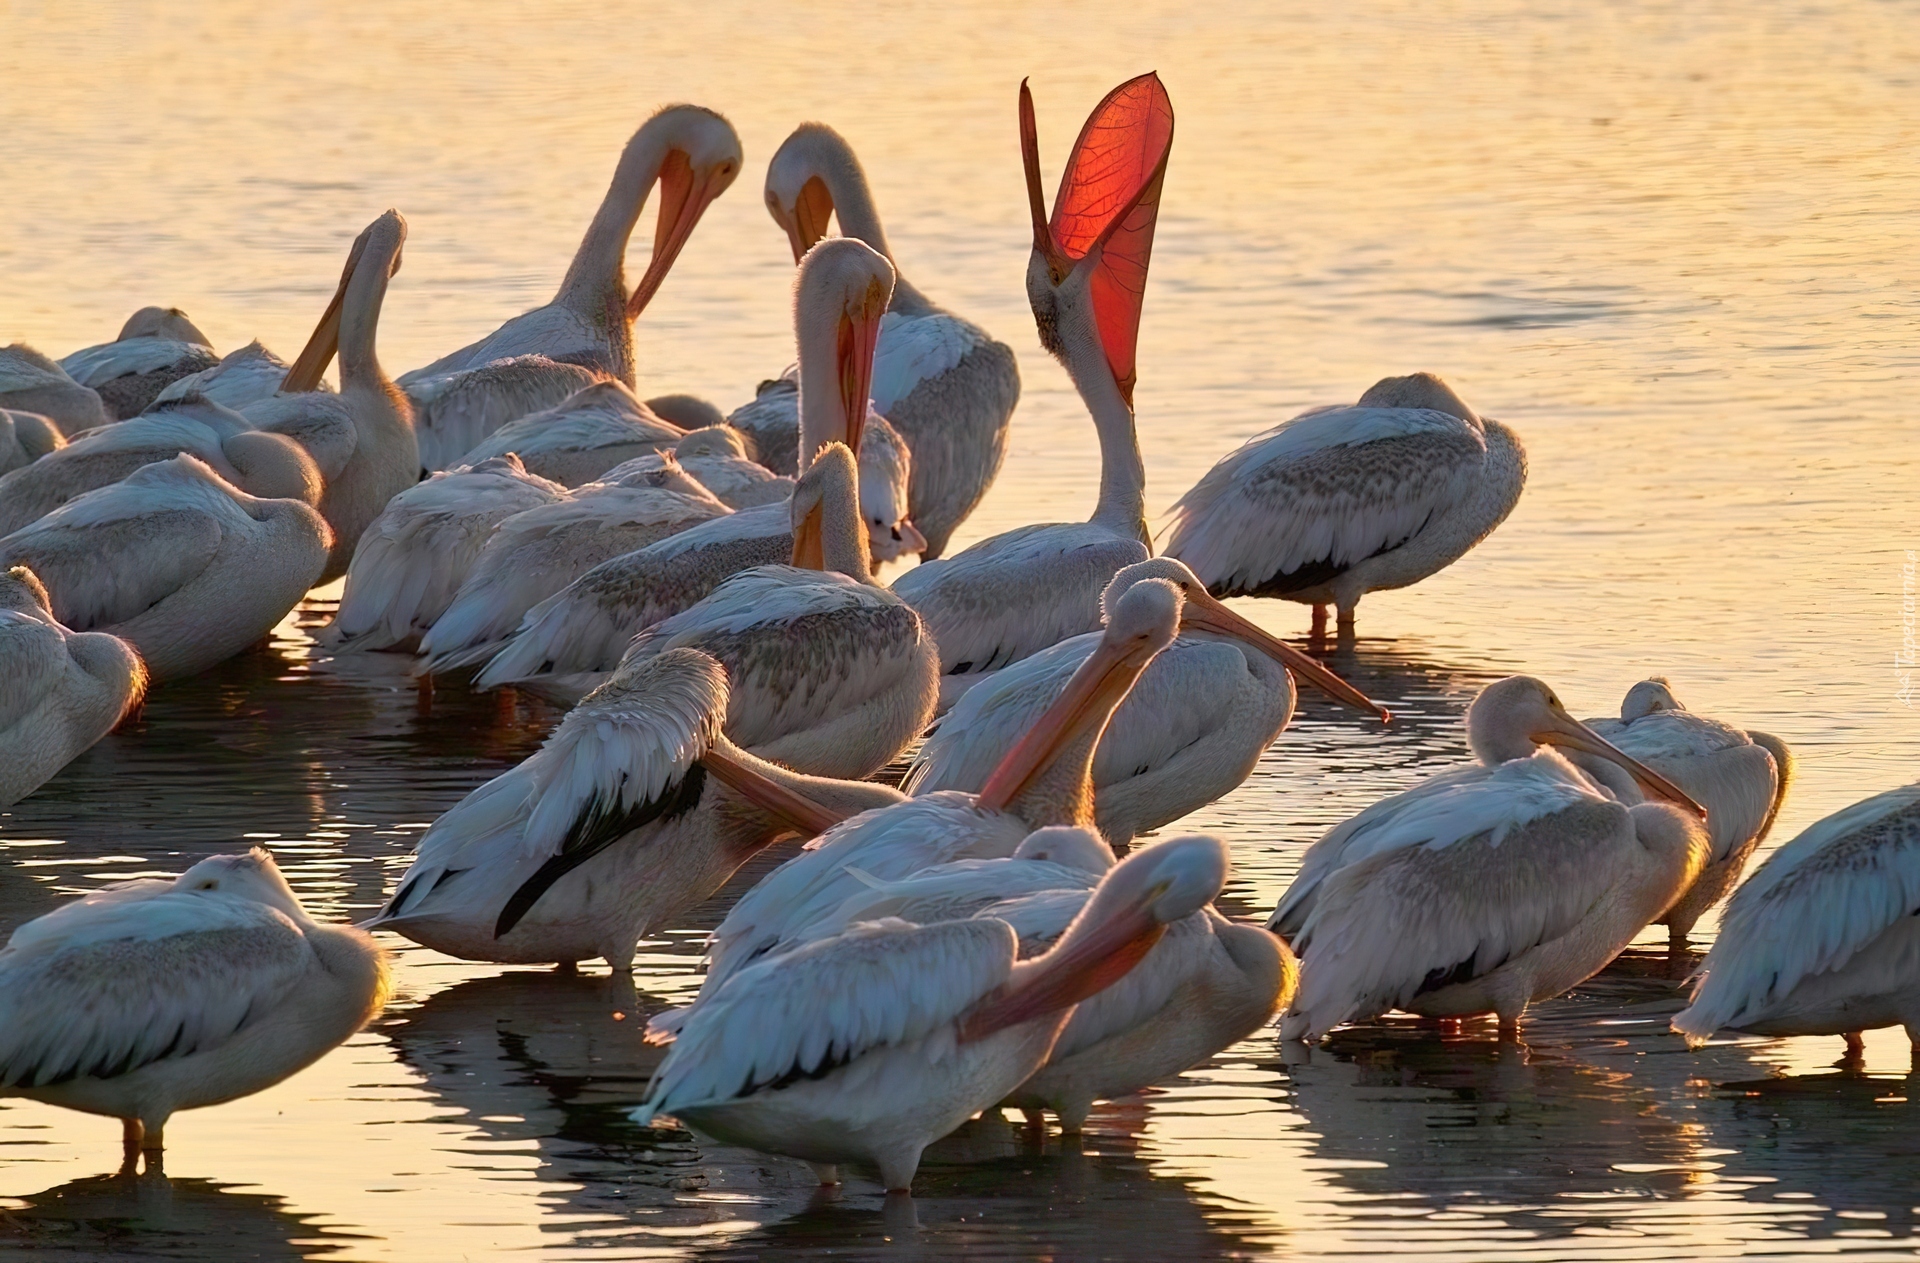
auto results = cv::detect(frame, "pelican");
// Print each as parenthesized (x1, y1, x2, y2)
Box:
(612, 443, 937, 779)
(397, 106, 742, 470)
(0, 394, 322, 538)
(907, 556, 1386, 845)
(635, 833, 1226, 1192)
(0, 345, 110, 435)
(662, 425, 791, 509)
(321, 453, 566, 653)
(0, 565, 145, 807)
(0, 849, 389, 1167)
(645, 393, 727, 430)
(1272, 677, 1710, 1041)
(763, 122, 1020, 559)
(0, 409, 62, 476)
(471, 237, 909, 696)
(454, 380, 683, 486)
(367, 648, 902, 970)
(1163, 372, 1527, 640)
(417, 455, 728, 674)
(153, 340, 303, 412)
(247, 209, 420, 582)
(891, 75, 1172, 707)
(57, 308, 217, 419)
(0, 454, 331, 681)
(1577, 677, 1792, 950)
(1673, 780, 1920, 1056)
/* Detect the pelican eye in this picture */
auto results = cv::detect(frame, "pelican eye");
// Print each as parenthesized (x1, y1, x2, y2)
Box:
(197, 880, 218, 890)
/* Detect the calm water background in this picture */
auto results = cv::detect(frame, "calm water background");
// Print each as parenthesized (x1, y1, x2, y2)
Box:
(3, 1, 1918, 1258)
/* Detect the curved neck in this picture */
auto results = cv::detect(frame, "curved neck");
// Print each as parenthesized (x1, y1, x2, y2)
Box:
(1008, 727, 1099, 830)
(1063, 331, 1147, 540)
(555, 126, 668, 315)
(815, 156, 934, 318)
(339, 236, 400, 393)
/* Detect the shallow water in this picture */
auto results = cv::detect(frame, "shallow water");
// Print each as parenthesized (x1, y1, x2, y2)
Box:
(3, 0, 1919, 1258)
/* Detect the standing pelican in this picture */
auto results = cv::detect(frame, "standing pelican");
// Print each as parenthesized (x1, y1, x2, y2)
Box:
(0, 409, 63, 476)
(763, 122, 1019, 559)
(634, 834, 1226, 1192)
(0, 565, 145, 807)
(367, 648, 902, 970)
(1272, 677, 1709, 1041)
(907, 556, 1386, 845)
(892, 74, 1172, 707)
(398, 106, 742, 469)
(1578, 677, 1793, 950)
(455, 380, 682, 486)
(0, 850, 389, 1166)
(1673, 781, 1920, 1057)
(57, 308, 217, 419)
(1163, 372, 1526, 639)
(0, 345, 110, 435)
(0, 454, 331, 682)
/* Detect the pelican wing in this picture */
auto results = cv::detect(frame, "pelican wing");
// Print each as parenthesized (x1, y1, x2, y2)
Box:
(153, 342, 298, 411)
(1591, 711, 1780, 863)
(636, 917, 1015, 1118)
(0, 610, 68, 732)
(869, 312, 985, 414)
(59, 339, 211, 388)
(401, 354, 607, 473)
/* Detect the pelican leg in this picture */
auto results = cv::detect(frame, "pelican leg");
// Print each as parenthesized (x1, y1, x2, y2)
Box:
(554, 960, 580, 976)
(1335, 605, 1356, 636)
(1844, 1031, 1867, 1062)
(1309, 605, 1329, 640)
(1054, 1100, 1092, 1136)
(140, 1120, 165, 1153)
(119, 1118, 144, 1172)
(875, 1144, 925, 1194)
(1018, 1108, 1047, 1129)
(806, 1162, 840, 1186)
(1497, 1014, 1522, 1043)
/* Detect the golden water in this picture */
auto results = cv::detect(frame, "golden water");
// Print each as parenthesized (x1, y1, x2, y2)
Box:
(3, 1, 1918, 1258)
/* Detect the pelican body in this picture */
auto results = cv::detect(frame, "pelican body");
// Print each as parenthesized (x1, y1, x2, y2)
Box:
(0, 409, 63, 476)
(58, 307, 217, 420)
(0, 344, 110, 435)
(454, 380, 683, 487)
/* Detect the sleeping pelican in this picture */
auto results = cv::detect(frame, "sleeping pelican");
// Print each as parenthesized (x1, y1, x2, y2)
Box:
(661, 425, 791, 509)
(763, 122, 1020, 560)
(0, 565, 145, 807)
(634, 833, 1227, 1192)
(367, 648, 902, 971)
(453, 380, 683, 486)
(0, 345, 110, 435)
(1577, 677, 1792, 951)
(153, 340, 304, 412)
(398, 106, 742, 469)
(321, 454, 567, 653)
(1272, 677, 1709, 1041)
(0, 849, 389, 1167)
(57, 308, 217, 419)
(907, 556, 1386, 845)
(1673, 780, 1920, 1057)
(611, 442, 937, 779)
(1163, 372, 1526, 640)
(0, 454, 331, 681)
(0, 409, 63, 476)
(892, 74, 1172, 708)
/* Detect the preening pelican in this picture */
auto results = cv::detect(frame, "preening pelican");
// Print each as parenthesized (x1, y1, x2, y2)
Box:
(891, 74, 1172, 708)
(58, 308, 217, 419)
(664, 425, 792, 509)
(398, 106, 742, 469)
(1673, 780, 1920, 1056)
(0, 409, 63, 476)
(634, 833, 1226, 1192)
(0, 454, 330, 681)
(367, 648, 901, 970)
(1578, 677, 1792, 950)
(0, 850, 389, 1166)
(907, 556, 1386, 845)
(613, 443, 938, 779)
(0, 344, 110, 435)
(322, 453, 566, 653)
(1163, 372, 1526, 639)
(0, 565, 145, 807)
(763, 122, 1020, 560)
(154, 340, 303, 412)
(1272, 677, 1709, 1041)
(455, 380, 683, 487)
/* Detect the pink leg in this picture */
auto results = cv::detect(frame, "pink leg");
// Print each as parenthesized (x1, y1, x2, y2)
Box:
(1310, 605, 1329, 640)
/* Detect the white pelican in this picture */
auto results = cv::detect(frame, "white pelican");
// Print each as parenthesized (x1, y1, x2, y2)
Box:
(0, 565, 145, 807)
(0, 454, 331, 682)
(644, 393, 726, 430)
(635, 832, 1226, 1191)
(153, 340, 303, 412)
(397, 106, 742, 470)
(1673, 781, 1920, 1056)
(1272, 677, 1709, 1042)
(0, 394, 322, 538)
(0, 409, 63, 476)
(612, 442, 937, 779)
(367, 648, 902, 970)
(418, 456, 728, 674)
(906, 556, 1386, 845)
(454, 380, 682, 486)
(1577, 677, 1793, 950)
(0, 345, 110, 435)
(763, 121, 1020, 559)
(469, 236, 910, 695)
(0, 849, 389, 1166)
(321, 453, 566, 653)
(248, 209, 420, 582)
(662, 425, 791, 509)
(1163, 372, 1527, 640)
(57, 308, 217, 419)
(891, 75, 1172, 706)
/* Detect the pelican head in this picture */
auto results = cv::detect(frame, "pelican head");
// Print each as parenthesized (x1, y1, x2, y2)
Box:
(795, 237, 894, 461)
(1102, 557, 1389, 720)
(1012, 826, 1117, 874)
(176, 849, 306, 922)
(853, 416, 925, 562)
(674, 424, 751, 460)
(281, 209, 407, 394)
(626, 105, 743, 318)
(789, 442, 864, 572)
(764, 122, 868, 262)
(1355, 372, 1479, 424)
(1620, 676, 1684, 721)
(1020, 73, 1173, 408)
(1468, 676, 1706, 816)
(116, 306, 210, 345)
(0, 565, 51, 614)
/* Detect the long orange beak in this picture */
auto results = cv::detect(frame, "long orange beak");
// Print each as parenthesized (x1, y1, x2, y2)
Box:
(1535, 715, 1708, 818)
(281, 229, 371, 394)
(698, 743, 846, 837)
(627, 151, 731, 318)
(835, 283, 888, 458)
(976, 635, 1157, 811)
(1179, 590, 1389, 721)
(960, 900, 1164, 1041)
(777, 175, 836, 264)
(790, 498, 825, 569)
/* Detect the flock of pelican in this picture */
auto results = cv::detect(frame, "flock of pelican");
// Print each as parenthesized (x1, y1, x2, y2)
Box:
(0, 73, 1913, 1197)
